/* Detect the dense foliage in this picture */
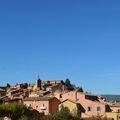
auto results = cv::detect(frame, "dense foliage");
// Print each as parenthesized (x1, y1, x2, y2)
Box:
(65, 78, 75, 90)
(0, 103, 29, 120)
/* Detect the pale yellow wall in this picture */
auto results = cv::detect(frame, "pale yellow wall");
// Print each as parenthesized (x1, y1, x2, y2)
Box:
(59, 100, 77, 116)
(81, 113, 90, 118)
(106, 112, 120, 120)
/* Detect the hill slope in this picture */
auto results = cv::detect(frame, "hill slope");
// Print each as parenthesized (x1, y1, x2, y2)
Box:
(101, 95, 120, 102)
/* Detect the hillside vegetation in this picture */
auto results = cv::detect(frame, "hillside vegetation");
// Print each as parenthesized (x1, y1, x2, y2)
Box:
(0, 103, 108, 120)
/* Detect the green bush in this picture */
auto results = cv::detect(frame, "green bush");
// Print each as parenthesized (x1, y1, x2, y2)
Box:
(42, 105, 81, 120)
(0, 103, 30, 120)
(18, 115, 29, 120)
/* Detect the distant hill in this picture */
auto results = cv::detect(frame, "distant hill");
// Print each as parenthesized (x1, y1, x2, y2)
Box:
(101, 95, 120, 102)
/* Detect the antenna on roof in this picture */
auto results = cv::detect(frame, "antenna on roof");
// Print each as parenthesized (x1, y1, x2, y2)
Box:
(37, 75, 40, 80)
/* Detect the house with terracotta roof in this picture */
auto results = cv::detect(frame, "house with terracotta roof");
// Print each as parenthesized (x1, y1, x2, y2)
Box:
(24, 97, 60, 115)
(43, 80, 63, 85)
(59, 99, 84, 116)
(6, 88, 29, 99)
(61, 90, 111, 117)
(108, 103, 120, 112)
(0, 88, 6, 97)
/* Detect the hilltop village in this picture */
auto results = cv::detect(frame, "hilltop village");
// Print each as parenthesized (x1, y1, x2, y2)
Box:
(0, 79, 120, 120)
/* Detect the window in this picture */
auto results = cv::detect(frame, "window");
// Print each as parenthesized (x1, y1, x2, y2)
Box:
(118, 109, 120, 112)
(97, 107, 101, 111)
(40, 104, 47, 111)
(26, 104, 31, 107)
(87, 107, 92, 112)
(60, 94, 62, 98)
(42, 104, 45, 107)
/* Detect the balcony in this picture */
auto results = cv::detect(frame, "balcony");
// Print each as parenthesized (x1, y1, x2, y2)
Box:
(40, 106, 47, 110)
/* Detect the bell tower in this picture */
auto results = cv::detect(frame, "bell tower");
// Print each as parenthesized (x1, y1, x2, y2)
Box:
(36, 75, 42, 90)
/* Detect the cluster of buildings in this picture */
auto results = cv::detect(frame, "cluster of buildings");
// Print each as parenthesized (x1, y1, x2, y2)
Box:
(0, 78, 120, 120)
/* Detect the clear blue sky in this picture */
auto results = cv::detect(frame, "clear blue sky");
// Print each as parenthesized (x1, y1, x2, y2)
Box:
(0, 0, 120, 94)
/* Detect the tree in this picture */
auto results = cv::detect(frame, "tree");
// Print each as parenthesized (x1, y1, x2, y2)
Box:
(7, 83, 10, 88)
(0, 103, 30, 120)
(18, 115, 29, 120)
(42, 105, 73, 120)
(57, 105, 71, 120)
(65, 78, 74, 90)
(76, 86, 83, 92)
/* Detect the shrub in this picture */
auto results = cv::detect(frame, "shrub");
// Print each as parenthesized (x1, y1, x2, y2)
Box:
(42, 105, 81, 120)
(0, 103, 30, 120)
(18, 115, 29, 120)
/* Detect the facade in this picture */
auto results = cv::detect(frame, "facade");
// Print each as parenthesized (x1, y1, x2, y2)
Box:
(61, 91, 110, 117)
(15, 83, 28, 89)
(105, 102, 120, 112)
(106, 112, 120, 120)
(6, 88, 29, 99)
(110, 105, 120, 112)
(0, 88, 6, 97)
(59, 99, 81, 116)
(45, 84, 67, 93)
(33, 79, 42, 91)
(43, 80, 62, 85)
(29, 91, 51, 97)
(24, 97, 60, 115)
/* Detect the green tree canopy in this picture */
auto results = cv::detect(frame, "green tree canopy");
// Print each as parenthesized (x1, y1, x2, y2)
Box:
(0, 103, 29, 120)
(7, 83, 10, 88)
(65, 78, 74, 90)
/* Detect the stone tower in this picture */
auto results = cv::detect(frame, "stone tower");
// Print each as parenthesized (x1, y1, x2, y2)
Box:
(36, 78, 41, 90)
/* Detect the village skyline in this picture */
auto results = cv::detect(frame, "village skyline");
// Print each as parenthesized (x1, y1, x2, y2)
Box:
(0, 0, 120, 95)
(0, 78, 120, 120)
(0, 77, 120, 96)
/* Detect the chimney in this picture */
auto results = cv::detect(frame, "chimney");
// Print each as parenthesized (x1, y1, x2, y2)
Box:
(73, 90, 77, 102)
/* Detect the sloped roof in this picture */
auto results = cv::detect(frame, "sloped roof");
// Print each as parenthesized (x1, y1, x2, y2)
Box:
(60, 99, 77, 104)
(24, 97, 56, 101)
(0, 88, 5, 92)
